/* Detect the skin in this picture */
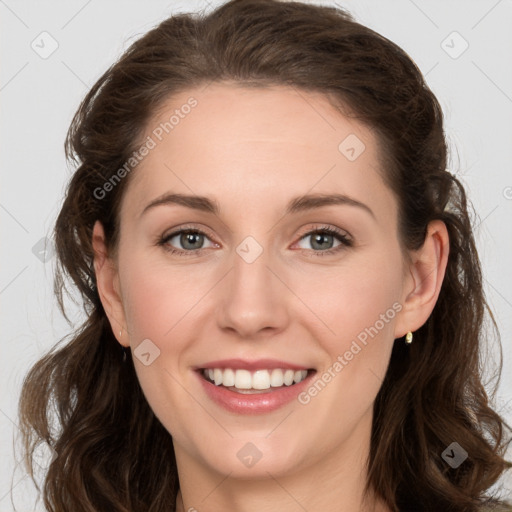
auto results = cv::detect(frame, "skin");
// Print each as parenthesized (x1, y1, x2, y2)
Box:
(93, 83, 449, 512)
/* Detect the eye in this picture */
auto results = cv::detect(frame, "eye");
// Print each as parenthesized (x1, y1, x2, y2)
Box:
(157, 226, 216, 256)
(294, 225, 353, 256)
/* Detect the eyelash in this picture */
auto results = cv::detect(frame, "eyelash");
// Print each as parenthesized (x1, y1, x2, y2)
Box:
(156, 224, 353, 257)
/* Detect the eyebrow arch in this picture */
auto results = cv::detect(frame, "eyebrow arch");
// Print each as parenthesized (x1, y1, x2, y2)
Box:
(140, 192, 376, 220)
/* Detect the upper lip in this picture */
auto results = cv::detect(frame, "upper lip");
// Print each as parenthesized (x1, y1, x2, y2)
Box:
(195, 358, 313, 371)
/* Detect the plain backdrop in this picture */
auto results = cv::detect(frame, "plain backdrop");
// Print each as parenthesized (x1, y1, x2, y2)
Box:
(1, 0, 511, 510)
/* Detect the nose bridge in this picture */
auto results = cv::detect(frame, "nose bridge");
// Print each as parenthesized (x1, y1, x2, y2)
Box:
(233, 234, 272, 290)
(217, 232, 289, 337)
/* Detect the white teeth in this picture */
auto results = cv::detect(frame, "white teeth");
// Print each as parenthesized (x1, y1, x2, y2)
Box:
(270, 368, 284, 387)
(234, 369, 252, 389)
(202, 368, 309, 390)
(283, 369, 294, 386)
(252, 370, 270, 390)
(223, 368, 235, 387)
(213, 368, 223, 386)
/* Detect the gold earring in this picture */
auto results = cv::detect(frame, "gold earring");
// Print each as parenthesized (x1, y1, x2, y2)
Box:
(405, 331, 413, 344)
(119, 328, 122, 339)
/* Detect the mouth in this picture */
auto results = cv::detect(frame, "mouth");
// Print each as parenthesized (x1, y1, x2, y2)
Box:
(198, 367, 315, 394)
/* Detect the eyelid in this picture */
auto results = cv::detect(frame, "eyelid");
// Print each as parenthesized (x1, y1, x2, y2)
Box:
(295, 223, 352, 242)
(161, 223, 352, 242)
(161, 223, 216, 241)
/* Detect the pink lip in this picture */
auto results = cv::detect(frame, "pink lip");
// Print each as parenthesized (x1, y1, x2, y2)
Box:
(195, 358, 311, 371)
(194, 368, 316, 415)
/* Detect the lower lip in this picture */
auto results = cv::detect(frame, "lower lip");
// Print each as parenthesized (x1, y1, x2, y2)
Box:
(195, 370, 316, 414)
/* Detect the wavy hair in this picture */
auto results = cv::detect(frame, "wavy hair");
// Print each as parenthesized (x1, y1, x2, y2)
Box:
(17, 1, 512, 510)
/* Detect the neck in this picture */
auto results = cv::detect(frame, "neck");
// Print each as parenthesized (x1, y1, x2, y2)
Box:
(173, 409, 391, 512)
(176, 489, 391, 512)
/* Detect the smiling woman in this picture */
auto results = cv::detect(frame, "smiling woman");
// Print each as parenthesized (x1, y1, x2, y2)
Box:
(17, 1, 512, 511)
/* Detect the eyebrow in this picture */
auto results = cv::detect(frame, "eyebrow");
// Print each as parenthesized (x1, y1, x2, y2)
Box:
(140, 192, 375, 220)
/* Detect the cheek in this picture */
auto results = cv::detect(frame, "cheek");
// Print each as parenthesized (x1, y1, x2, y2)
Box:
(295, 252, 403, 352)
(120, 258, 208, 344)
(118, 260, 207, 435)
(293, 261, 402, 434)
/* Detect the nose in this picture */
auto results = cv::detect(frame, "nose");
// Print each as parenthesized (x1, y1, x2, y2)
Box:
(216, 240, 290, 340)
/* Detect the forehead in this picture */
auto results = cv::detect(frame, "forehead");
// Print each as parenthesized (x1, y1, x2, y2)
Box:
(122, 83, 395, 222)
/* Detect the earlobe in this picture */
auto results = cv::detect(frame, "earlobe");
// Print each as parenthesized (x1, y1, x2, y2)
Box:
(92, 220, 128, 347)
(394, 220, 450, 339)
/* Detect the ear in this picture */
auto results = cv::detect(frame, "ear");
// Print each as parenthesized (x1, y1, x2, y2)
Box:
(92, 220, 129, 347)
(394, 219, 450, 339)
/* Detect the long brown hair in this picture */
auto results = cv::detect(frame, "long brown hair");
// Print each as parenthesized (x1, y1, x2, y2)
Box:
(17, 1, 512, 510)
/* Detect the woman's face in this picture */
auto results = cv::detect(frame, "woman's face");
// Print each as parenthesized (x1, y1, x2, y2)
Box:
(99, 83, 415, 480)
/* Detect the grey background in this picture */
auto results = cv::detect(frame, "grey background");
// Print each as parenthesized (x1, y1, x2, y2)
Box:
(1, 0, 511, 509)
